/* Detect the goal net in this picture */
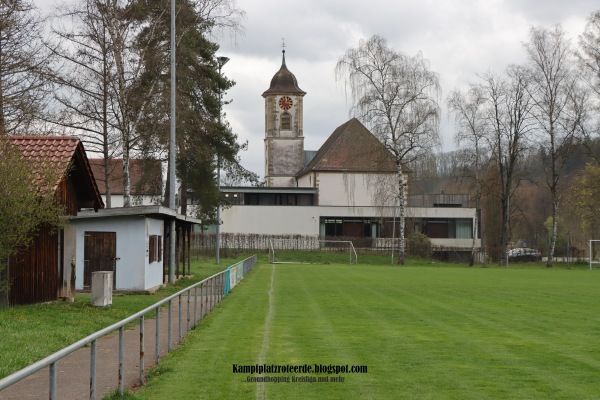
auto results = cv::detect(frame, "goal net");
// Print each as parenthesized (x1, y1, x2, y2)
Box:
(589, 240, 600, 271)
(268, 239, 357, 264)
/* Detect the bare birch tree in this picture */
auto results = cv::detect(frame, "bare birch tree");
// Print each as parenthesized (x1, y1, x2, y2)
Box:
(524, 25, 587, 266)
(47, 0, 122, 207)
(447, 84, 489, 265)
(45, 0, 160, 207)
(336, 35, 441, 265)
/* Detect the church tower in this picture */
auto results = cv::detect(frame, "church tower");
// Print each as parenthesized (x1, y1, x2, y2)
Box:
(262, 49, 306, 187)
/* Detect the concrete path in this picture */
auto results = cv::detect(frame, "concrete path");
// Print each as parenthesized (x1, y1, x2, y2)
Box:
(0, 290, 220, 400)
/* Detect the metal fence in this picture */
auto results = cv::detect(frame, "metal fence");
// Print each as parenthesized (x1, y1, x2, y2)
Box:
(0, 255, 257, 400)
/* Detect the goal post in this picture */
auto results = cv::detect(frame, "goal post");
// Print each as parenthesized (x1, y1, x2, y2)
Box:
(268, 239, 357, 264)
(588, 240, 600, 271)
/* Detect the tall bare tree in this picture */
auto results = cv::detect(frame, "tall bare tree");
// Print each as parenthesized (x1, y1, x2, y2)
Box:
(481, 67, 535, 265)
(569, 162, 600, 243)
(0, 0, 53, 134)
(577, 11, 600, 163)
(578, 11, 600, 100)
(48, 0, 122, 207)
(448, 84, 489, 265)
(524, 25, 587, 266)
(336, 35, 441, 265)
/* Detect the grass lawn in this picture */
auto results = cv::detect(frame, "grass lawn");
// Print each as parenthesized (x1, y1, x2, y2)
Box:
(0, 257, 240, 379)
(129, 262, 600, 400)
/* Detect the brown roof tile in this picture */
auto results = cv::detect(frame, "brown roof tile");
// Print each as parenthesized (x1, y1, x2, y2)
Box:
(298, 118, 403, 176)
(8, 135, 104, 210)
(88, 158, 163, 196)
(10, 135, 80, 168)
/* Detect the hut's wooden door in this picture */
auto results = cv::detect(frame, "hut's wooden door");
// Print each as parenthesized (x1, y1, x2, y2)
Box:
(83, 232, 117, 287)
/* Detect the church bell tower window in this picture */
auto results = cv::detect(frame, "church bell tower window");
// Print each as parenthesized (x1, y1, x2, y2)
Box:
(281, 112, 291, 130)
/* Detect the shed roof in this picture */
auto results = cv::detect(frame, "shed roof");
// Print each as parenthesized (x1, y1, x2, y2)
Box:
(9, 135, 104, 211)
(298, 118, 407, 176)
(74, 205, 201, 225)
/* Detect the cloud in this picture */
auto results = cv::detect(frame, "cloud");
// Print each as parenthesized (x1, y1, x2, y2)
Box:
(35, 0, 598, 179)
(219, 0, 598, 177)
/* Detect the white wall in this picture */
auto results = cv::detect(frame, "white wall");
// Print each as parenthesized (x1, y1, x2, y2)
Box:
(145, 218, 164, 289)
(221, 206, 320, 235)
(298, 171, 402, 208)
(101, 194, 160, 208)
(220, 204, 481, 249)
(406, 207, 476, 219)
(71, 216, 164, 291)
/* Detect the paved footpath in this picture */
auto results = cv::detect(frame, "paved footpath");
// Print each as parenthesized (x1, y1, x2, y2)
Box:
(0, 292, 218, 400)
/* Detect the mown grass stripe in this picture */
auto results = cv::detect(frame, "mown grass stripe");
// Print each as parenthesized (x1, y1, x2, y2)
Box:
(256, 264, 276, 400)
(129, 263, 600, 400)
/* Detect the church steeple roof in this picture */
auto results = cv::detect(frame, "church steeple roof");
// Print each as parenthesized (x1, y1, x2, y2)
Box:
(262, 50, 306, 97)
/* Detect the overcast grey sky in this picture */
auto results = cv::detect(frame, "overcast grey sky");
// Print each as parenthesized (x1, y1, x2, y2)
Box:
(35, 0, 599, 179)
(217, 0, 598, 178)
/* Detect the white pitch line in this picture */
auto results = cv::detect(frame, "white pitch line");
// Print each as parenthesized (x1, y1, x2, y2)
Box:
(256, 264, 276, 400)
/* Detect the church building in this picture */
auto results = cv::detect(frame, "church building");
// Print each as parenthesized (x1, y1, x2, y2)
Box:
(201, 50, 481, 258)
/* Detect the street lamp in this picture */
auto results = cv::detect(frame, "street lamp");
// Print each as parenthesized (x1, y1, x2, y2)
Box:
(216, 56, 229, 264)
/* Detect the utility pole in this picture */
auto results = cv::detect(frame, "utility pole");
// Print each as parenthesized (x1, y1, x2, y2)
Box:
(215, 56, 229, 264)
(168, 0, 176, 283)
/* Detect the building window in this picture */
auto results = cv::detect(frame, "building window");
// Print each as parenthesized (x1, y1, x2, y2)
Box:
(455, 219, 473, 238)
(281, 112, 291, 130)
(149, 235, 162, 263)
(322, 218, 372, 238)
(419, 218, 473, 239)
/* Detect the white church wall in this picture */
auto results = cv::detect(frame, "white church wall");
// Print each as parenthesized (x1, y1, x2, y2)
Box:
(310, 171, 401, 208)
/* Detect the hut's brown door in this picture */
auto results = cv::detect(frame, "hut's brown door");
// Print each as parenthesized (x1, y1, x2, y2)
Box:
(83, 232, 117, 287)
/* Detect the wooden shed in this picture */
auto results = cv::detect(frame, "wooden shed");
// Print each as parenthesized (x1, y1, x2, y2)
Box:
(2, 136, 103, 306)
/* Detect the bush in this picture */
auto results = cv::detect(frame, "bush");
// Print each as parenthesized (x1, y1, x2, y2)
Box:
(406, 232, 432, 258)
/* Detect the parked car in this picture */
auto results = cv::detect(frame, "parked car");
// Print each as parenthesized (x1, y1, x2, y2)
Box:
(508, 247, 542, 262)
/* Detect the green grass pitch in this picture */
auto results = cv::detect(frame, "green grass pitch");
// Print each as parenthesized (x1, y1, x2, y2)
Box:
(130, 263, 600, 400)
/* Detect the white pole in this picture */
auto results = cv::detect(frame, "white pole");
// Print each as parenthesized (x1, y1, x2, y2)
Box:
(216, 57, 229, 265)
(168, 0, 176, 284)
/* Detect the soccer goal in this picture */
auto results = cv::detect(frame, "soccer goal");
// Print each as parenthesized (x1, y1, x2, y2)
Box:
(268, 239, 358, 264)
(588, 240, 600, 271)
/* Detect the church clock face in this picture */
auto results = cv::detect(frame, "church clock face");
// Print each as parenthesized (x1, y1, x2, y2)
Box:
(278, 96, 293, 110)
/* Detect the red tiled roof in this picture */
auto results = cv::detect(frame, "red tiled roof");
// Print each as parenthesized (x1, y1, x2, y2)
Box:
(88, 158, 163, 196)
(8, 135, 104, 210)
(10, 135, 79, 170)
(298, 118, 404, 176)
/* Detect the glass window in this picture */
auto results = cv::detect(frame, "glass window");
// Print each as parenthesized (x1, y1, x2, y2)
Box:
(455, 219, 473, 238)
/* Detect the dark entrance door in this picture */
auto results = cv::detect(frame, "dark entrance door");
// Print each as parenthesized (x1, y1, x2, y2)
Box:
(83, 232, 117, 287)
